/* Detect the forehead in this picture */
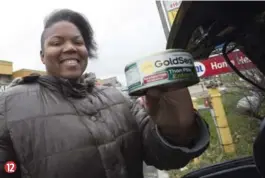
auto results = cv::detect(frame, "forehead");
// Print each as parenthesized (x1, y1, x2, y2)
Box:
(43, 21, 82, 40)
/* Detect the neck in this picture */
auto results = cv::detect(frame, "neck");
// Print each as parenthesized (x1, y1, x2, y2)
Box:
(68, 78, 81, 85)
(46, 73, 81, 83)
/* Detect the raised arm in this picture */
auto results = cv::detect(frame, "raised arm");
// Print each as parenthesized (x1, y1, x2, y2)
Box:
(130, 89, 210, 170)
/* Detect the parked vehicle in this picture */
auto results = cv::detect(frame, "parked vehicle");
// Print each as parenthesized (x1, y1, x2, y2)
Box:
(167, 1, 265, 177)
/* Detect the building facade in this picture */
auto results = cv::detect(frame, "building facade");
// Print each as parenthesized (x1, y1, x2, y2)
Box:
(96, 76, 122, 87)
(0, 60, 46, 91)
(12, 69, 46, 78)
(0, 60, 13, 91)
(0, 60, 13, 81)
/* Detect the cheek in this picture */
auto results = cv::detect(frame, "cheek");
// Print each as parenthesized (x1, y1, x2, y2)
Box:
(80, 46, 89, 59)
(81, 59, 88, 73)
(43, 49, 60, 65)
(79, 47, 89, 69)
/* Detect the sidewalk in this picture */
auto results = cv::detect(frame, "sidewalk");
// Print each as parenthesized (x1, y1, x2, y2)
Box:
(158, 170, 169, 178)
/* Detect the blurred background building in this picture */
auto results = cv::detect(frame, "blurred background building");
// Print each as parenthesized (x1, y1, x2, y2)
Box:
(0, 60, 46, 91)
(0, 59, 124, 92)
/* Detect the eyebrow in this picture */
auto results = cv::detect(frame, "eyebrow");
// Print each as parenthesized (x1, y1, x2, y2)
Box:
(49, 35, 83, 40)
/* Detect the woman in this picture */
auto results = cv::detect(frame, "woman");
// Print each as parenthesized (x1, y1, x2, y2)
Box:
(0, 9, 209, 178)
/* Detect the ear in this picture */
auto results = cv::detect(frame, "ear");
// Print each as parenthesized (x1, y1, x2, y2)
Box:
(40, 50, 45, 64)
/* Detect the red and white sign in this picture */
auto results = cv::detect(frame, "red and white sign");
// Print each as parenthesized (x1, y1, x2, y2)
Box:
(163, 1, 181, 11)
(143, 72, 168, 84)
(4, 161, 17, 173)
(194, 50, 256, 78)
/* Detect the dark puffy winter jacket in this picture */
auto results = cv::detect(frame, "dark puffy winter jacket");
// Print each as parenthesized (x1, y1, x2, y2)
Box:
(0, 74, 209, 178)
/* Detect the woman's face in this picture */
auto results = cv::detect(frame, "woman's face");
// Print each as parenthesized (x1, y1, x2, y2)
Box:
(41, 21, 88, 79)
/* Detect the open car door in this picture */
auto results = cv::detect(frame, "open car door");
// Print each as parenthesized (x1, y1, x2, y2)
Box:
(182, 156, 260, 178)
(167, 1, 265, 178)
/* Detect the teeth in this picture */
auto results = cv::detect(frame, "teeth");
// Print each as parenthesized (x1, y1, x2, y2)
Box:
(65, 60, 78, 64)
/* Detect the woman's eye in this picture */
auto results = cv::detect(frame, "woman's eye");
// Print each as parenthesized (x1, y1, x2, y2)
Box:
(50, 41, 61, 46)
(74, 40, 84, 45)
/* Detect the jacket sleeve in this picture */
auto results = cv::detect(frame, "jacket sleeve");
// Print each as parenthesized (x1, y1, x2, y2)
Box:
(0, 93, 21, 178)
(130, 98, 210, 170)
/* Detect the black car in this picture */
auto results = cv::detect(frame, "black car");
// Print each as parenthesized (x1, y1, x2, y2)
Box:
(167, 2, 265, 178)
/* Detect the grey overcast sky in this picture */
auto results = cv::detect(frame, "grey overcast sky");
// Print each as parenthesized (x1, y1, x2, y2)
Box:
(0, 0, 168, 85)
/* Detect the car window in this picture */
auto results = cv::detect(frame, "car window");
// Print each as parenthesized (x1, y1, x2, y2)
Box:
(168, 50, 262, 178)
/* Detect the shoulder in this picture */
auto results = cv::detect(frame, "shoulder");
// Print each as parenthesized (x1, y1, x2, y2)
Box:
(3, 76, 40, 98)
(0, 76, 42, 122)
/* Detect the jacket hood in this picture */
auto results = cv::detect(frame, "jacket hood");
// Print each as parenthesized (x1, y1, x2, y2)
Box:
(7, 73, 97, 89)
(7, 77, 24, 88)
(80, 72, 97, 88)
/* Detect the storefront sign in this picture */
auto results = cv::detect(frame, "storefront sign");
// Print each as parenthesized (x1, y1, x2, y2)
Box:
(156, 0, 181, 38)
(194, 50, 256, 78)
(162, 1, 180, 27)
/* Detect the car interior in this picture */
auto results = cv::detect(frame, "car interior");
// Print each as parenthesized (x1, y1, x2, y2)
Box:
(166, 1, 265, 178)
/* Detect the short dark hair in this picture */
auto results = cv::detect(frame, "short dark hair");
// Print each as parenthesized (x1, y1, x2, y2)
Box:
(41, 9, 97, 58)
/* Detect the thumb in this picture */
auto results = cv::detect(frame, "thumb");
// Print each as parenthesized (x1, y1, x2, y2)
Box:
(146, 88, 163, 98)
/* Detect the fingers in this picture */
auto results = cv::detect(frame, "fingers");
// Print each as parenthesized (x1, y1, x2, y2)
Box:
(146, 88, 163, 97)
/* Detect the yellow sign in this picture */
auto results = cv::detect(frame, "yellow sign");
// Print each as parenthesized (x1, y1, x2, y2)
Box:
(140, 61, 155, 75)
(162, 1, 180, 28)
(168, 9, 179, 26)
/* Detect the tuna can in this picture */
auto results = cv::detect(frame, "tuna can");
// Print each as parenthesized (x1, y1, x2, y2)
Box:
(124, 49, 200, 96)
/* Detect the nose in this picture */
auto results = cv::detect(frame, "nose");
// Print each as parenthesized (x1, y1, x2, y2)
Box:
(62, 41, 77, 53)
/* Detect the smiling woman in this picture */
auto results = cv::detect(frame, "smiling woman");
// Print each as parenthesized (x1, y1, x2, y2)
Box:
(0, 8, 209, 178)
(40, 9, 97, 79)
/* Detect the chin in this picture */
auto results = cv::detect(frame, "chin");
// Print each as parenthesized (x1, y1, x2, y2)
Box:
(61, 72, 83, 80)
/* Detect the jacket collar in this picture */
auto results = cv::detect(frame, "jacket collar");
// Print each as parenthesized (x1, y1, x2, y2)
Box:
(8, 73, 97, 98)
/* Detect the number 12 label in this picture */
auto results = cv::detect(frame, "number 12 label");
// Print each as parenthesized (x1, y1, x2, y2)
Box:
(4, 161, 17, 173)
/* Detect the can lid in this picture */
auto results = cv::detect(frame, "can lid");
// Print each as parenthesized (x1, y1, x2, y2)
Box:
(124, 49, 190, 68)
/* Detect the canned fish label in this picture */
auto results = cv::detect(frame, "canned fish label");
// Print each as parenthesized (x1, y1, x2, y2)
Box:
(124, 49, 199, 96)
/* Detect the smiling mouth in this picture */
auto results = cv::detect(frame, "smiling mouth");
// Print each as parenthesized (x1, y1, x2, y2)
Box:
(60, 59, 80, 64)
(60, 59, 81, 67)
